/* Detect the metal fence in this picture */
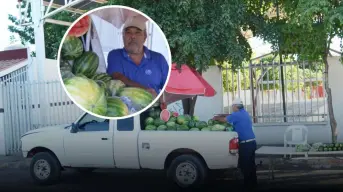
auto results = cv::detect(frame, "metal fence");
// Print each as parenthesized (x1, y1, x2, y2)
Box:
(223, 54, 328, 124)
(1, 80, 84, 155)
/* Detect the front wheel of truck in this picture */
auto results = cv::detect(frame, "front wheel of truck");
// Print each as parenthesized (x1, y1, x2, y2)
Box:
(30, 152, 61, 185)
(167, 154, 208, 189)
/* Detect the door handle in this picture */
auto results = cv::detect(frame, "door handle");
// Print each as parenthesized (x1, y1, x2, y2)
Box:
(101, 138, 108, 140)
(142, 143, 150, 150)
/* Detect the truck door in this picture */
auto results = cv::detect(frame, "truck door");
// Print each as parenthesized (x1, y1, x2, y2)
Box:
(63, 113, 115, 168)
(113, 116, 140, 169)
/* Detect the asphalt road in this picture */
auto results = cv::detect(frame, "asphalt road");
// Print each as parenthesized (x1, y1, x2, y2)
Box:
(1, 168, 343, 192)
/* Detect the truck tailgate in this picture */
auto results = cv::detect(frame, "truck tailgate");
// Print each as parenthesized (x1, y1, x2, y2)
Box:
(137, 131, 239, 170)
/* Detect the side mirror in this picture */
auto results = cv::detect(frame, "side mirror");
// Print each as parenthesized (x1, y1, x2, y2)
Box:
(70, 123, 78, 133)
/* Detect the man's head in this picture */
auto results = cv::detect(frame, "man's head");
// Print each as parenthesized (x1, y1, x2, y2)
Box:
(232, 98, 244, 112)
(122, 16, 147, 55)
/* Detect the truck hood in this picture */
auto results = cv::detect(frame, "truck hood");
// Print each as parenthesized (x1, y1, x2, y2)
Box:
(21, 124, 70, 137)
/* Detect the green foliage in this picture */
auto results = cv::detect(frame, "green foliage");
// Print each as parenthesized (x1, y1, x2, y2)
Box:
(8, 1, 80, 59)
(103, 0, 254, 73)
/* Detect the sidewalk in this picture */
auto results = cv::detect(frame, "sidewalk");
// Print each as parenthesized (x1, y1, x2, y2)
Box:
(0, 152, 31, 170)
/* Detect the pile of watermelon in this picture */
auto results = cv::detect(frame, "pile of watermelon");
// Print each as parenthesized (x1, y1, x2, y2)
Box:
(144, 107, 233, 132)
(60, 33, 153, 117)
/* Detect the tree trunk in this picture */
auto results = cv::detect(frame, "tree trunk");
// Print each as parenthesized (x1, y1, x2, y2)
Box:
(323, 55, 338, 143)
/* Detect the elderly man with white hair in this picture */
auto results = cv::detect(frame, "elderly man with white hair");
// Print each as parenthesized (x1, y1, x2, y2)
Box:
(212, 98, 257, 191)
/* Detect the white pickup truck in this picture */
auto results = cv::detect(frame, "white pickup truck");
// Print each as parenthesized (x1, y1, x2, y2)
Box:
(20, 110, 239, 189)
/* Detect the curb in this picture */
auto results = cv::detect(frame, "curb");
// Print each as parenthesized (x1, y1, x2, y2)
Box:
(0, 159, 31, 170)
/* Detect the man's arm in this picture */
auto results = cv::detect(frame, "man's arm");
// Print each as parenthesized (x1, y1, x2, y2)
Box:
(159, 55, 169, 91)
(112, 72, 147, 89)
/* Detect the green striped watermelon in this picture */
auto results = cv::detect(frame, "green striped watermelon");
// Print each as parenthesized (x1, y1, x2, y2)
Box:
(91, 73, 112, 84)
(64, 76, 107, 116)
(106, 97, 129, 117)
(117, 87, 153, 109)
(61, 36, 84, 60)
(60, 60, 74, 80)
(72, 52, 99, 78)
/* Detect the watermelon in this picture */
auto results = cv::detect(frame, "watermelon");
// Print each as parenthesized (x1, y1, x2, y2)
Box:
(169, 117, 177, 122)
(72, 52, 99, 78)
(166, 121, 176, 128)
(68, 15, 91, 37)
(157, 125, 168, 131)
(189, 128, 200, 131)
(177, 125, 189, 131)
(145, 125, 157, 131)
(160, 109, 170, 122)
(91, 73, 112, 84)
(192, 116, 199, 121)
(172, 112, 179, 117)
(188, 120, 196, 128)
(106, 97, 129, 117)
(176, 115, 186, 125)
(208, 119, 214, 126)
(184, 114, 192, 121)
(154, 118, 165, 127)
(211, 124, 226, 131)
(64, 76, 107, 116)
(61, 36, 84, 60)
(145, 117, 154, 125)
(60, 60, 74, 80)
(117, 87, 153, 109)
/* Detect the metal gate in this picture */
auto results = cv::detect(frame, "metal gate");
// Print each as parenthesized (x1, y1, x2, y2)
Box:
(223, 53, 328, 124)
(1, 80, 84, 155)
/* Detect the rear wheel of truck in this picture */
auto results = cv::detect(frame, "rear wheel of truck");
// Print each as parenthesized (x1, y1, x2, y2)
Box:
(167, 154, 208, 189)
(30, 152, 61, 185)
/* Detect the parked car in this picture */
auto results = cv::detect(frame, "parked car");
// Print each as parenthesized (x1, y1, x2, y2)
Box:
(20, 110, 239, 189)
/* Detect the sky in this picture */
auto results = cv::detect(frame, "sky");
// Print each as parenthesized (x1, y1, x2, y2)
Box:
(0, 0, 20, 51)
(0, 1, 341, 57)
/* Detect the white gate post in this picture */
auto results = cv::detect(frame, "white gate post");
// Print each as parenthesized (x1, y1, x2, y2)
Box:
(31, 0, 47, 126)
(0, 83, 6, 155)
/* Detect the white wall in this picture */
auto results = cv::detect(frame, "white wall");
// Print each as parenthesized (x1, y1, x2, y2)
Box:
(28, 58, 60, 81)
(167, 66, 224, 121)
(328, 56, 343, 141)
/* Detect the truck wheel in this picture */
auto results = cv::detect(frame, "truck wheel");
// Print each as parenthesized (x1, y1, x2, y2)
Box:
(30, 152, 61, 185)
(167, 154, 207, 189)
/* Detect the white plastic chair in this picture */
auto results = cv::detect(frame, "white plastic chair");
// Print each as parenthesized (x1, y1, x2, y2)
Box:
(284, 125, 308, 158)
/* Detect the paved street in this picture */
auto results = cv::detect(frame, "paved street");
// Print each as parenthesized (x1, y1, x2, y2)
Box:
(1, 166, 343, 192)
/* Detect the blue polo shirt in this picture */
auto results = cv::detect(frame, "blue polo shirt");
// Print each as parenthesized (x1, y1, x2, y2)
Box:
(226, 109, 255, 142)
(106, 46, 169, 94)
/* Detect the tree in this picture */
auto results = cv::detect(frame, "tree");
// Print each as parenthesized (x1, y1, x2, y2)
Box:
(252, 0, 343, 143)
(8, 1, 80, 59)
(103, 0, 259, 115)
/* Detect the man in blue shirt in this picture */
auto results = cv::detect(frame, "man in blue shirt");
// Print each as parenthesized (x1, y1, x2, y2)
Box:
(212, 98, 257, 190)
(107, 16, 169, 97)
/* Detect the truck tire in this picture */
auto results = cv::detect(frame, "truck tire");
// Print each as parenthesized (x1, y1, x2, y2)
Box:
(167, 154, 207, 189)
(30, 152, 61, 185)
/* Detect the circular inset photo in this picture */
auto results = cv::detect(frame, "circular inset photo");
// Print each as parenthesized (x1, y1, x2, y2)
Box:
(58, 5, 172, 119)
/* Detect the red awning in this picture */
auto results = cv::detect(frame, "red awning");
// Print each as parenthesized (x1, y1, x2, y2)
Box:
(162, 63, 217, 104)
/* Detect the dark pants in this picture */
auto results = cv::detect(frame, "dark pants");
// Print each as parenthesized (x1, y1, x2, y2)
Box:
(238, 140, 257, 189)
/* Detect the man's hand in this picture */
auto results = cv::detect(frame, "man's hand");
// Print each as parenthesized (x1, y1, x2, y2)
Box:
(212, 116, 227, 123)
(146, 88, 157, 98)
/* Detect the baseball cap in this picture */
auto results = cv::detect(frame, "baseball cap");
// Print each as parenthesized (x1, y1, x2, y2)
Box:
(123, 16, 146, 31)
(232, 98, 243, 105)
